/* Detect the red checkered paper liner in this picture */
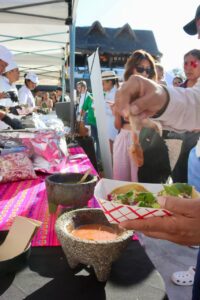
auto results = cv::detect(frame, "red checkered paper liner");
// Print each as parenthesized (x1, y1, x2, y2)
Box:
(94, 178, 171, 224)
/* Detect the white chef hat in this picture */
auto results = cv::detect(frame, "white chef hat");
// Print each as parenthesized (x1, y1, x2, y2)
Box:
(0, 45, 13, 64)
(4, 61, 18, 73)
(25, 72, 39, 84)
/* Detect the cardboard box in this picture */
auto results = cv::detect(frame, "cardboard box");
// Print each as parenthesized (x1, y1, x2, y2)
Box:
(94, 178, 171, 224)
(0, 216, 41, 261)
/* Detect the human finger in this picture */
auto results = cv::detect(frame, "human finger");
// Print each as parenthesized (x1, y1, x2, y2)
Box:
(158, 196, 200, 216)
(115, 76, 141, 116)
(120, 216, 171, 233)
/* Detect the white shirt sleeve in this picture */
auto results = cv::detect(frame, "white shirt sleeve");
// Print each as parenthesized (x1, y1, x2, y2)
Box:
(18, 86, 28, 105)
(155, 78, 200, 132)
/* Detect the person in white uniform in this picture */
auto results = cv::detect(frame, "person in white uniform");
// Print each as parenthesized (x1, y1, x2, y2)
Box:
(18, 72, 39, 108)
(0, 45, 23, 129)
(76, 80, 90, 123)
(0, 61, 19, 107)
(101, 70, 119, 154)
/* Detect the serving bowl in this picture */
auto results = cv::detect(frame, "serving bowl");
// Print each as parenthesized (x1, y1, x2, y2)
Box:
(55, 208, 133, 282)
(0, 244, 31, 275)
(45, 172, 98, 213)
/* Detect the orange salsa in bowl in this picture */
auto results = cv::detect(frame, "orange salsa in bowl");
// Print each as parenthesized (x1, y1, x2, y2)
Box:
(71, 224, 118, 241)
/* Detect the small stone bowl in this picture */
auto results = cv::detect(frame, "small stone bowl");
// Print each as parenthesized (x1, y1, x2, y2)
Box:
(55, 208, 133, 282)
(45, 172, 98, 213)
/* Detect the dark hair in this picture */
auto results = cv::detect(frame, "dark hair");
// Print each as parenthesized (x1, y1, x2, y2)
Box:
(124, 49, 157, 81)
(103, 78, 118, 87)
(173, 76, 183, 83)
(56, 87, 62, 91)
(184, 49, 200, 60)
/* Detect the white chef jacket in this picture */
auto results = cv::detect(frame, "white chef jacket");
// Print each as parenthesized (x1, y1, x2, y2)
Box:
(18, 85, 35, 108)
(104, 86, 118, 141)
(0, 76, 18, 107)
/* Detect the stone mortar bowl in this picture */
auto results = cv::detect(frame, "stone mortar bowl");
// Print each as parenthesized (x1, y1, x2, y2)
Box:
(55, 208, 133, 282)
(45, 173, 98, 213)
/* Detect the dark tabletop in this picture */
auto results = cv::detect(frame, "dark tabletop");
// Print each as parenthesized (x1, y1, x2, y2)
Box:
(0, 232, 168, 300)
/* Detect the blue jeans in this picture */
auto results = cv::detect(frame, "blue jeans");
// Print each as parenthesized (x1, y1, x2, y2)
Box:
(188, 147, 200, 300)
(90, 124, 100, 161)
(193, 250, 200, 300)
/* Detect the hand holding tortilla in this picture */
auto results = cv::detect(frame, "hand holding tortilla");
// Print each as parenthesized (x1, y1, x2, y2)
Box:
(118, 183, 200, 245)
(120, 195, 200, 246)
(95, 179, 200, 226)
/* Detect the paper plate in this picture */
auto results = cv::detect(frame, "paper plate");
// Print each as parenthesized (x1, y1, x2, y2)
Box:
(94, 178, 171, 224)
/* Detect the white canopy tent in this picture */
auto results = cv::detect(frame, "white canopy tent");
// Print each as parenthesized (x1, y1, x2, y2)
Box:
(0, 0, 78, 129)
(0, 0, 78, 86)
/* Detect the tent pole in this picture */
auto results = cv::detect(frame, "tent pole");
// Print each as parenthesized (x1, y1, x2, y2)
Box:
(61, 47, 66, 102)
(69, 22, 75, 132)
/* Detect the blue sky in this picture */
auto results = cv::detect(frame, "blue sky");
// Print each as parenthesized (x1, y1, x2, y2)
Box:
(76, 0, 200, 72)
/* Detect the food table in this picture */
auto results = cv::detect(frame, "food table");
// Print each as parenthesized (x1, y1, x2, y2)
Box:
(0, 146, 168, 299)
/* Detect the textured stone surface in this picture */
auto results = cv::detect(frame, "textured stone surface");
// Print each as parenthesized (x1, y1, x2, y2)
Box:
(55, 208, 133, 281)
(45, 173, 98, 208)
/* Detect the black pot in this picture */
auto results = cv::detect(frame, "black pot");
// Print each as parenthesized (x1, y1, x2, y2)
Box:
(0, 245, 31, 275)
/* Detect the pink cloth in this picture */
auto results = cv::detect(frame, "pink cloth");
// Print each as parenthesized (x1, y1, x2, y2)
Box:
(113, 128, 138, 181)
(0, 147, 98, 247)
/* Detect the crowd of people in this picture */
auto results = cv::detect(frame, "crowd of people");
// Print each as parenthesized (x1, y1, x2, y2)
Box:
(0, 54, 70, 130)
(74, 5, 200, 300)
(1, 3, 200, 300)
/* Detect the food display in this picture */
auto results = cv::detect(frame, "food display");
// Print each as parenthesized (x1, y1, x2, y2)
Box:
(107, 183, 159, 208)
(108, 183, 199, 208)
(107, 183, 198, 208)
(71, 224, 118, 241)
(94, 179, 200, 224)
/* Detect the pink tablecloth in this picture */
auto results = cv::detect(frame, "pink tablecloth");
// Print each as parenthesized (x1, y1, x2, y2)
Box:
(0, 147, 99, 247)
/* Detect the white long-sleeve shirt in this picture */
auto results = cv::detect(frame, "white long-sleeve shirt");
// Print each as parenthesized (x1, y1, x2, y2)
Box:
(0, 76, 18, 107)
(155, 78, 200, 132)
(18, 85, 35, 107)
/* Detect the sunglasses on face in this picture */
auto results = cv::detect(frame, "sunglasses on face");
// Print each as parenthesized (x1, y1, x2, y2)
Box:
(184, 61, 199, 68)
(173, 81, 182, 86)
(135, 66, 152, 75)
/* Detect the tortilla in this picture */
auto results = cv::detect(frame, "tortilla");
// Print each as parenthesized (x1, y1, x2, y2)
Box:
(110, 183, 149, 195)
(191, 187, 200, 199)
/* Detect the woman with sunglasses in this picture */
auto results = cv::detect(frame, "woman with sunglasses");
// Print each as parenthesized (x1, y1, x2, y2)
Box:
(172, 49, 200, 184)
(113, 49, 171, 183)
(172, 76, 183, 87)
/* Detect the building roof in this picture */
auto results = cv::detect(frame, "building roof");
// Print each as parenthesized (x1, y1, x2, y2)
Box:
(76, 21, 162, 58)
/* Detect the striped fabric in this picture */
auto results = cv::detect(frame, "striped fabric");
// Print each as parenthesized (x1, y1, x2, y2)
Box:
(0, 147, 98, 247)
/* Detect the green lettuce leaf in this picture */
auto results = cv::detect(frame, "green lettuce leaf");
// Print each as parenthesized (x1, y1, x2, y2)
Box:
(162, 183, 192, 197)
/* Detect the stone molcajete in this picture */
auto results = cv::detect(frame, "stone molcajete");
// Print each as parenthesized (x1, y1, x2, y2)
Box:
(55, 208, 133, 282)
(45, 172, 98, 213)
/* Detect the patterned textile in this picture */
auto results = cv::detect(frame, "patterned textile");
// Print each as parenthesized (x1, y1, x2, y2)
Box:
(0, 152, 37, 183)
(0, 147, 98, 247)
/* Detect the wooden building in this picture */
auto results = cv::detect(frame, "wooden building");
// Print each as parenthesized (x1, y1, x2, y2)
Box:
(75, 21, 162, 69)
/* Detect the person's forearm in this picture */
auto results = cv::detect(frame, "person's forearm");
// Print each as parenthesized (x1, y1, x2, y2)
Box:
(155, 80, 200, 132)
(114, 113, 122, 130)
(0, 109, 6, 120)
